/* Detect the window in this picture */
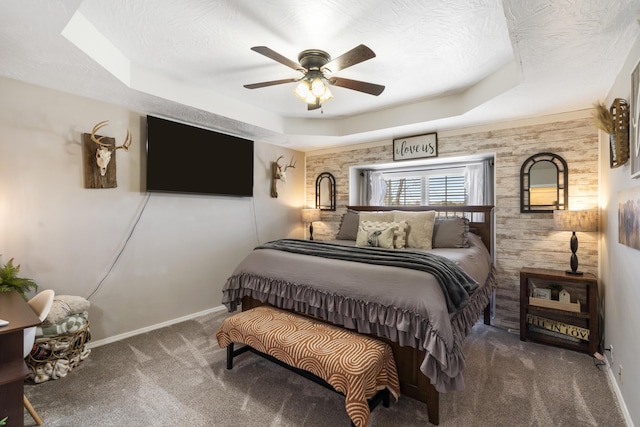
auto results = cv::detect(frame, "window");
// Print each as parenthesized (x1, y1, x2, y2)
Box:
(357, 157, 493, 207)
(382, 168, 467, 206)
(427, 174, 466, 205)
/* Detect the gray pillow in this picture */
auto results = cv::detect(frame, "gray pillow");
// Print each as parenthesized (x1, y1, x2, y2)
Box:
(432, 217, 470, 248)
(336, 209, 359, 240)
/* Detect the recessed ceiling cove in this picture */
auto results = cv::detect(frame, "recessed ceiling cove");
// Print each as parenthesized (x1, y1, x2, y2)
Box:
(1, 0, 638, 150)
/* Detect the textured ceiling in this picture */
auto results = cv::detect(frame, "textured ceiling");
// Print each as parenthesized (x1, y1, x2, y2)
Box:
(0, 1, 638, 151)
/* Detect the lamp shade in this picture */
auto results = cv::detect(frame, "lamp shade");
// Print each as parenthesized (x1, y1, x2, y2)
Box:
(301, 208, 321, 223)
(553, 210, 598, 232)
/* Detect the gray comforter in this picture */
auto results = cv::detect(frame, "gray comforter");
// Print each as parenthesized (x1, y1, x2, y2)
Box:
(255, 238, 478, 313)
(221, 233, 494, 392)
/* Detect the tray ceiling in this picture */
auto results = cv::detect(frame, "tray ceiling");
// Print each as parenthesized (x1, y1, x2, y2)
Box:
(0, 0, 638, 150)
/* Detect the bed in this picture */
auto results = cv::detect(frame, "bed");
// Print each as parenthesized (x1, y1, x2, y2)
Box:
(221, 205, 495, 425)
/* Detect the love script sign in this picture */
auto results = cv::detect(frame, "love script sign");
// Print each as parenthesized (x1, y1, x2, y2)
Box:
(393, 133, 438, 161)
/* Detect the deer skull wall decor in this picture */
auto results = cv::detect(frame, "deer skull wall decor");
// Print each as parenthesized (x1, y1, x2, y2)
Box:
(271, 155, 296, 198)
(82, 120, 133, 189)
(90, 120, 132, 176)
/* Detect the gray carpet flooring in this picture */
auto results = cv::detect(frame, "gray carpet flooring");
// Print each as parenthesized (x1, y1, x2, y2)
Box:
(23, 309, 626, 426)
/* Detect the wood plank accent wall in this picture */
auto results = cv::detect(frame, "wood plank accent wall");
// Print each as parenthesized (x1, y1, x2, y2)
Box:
(305, 117, 599, 330)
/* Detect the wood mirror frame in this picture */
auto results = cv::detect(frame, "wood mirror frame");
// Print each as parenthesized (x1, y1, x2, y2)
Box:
(315, 172, 336, 211)
(520, 152, 568, 213)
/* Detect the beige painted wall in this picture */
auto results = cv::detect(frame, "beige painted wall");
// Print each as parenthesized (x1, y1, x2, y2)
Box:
(0, 76, 305, 342)
(599, 35, 640, 426)
(306, 116, 599, 330)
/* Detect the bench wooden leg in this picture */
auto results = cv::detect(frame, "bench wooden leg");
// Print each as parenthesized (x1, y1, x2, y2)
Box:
(226, 343, 234, 369)
(382, 388, 390, 408)
(226, 342, 251, 370)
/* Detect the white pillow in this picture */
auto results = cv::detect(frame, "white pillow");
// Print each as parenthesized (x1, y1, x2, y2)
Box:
(358, 220, 408, 248)
(355, 221, 397, 248)
(392, 210, 437, 249)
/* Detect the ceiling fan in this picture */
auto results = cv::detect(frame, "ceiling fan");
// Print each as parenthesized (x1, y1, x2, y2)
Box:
(243, 44, 385, 110)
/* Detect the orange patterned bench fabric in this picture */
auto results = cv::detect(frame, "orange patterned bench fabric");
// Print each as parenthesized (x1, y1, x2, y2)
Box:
(216, 306, 400, 427)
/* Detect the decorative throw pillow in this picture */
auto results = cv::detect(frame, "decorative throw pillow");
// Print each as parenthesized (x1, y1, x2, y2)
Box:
(336, 209, 359, 240)
(433, 217, 470, 248)
(358, 220, 408, 249)
(392, 210, 437, 249)
(355, 222, 397, 248)
(392, 220, 408, 249)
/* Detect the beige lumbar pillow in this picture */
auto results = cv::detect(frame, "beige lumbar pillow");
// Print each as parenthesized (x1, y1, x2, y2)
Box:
(392, 210, 437, 249)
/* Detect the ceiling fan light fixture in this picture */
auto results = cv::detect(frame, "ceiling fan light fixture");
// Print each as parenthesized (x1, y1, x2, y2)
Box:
(246, 44, 384, 110)
(319, 86, 333, 103)
(295, 78, 331, 105)
(294, 80, 310, 100)
(311, 78, 326, 97)
(304, 92, 317, 104)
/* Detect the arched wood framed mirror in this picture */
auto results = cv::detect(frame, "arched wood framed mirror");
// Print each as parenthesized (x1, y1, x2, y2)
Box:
(315, 172, 336, 211)
(520, 152, 568, 213)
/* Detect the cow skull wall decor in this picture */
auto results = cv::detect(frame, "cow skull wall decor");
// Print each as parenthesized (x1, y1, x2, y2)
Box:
(271, 155, 296, 198)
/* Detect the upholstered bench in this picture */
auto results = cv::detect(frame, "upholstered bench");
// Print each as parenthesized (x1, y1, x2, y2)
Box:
(215, 305, 400, 427)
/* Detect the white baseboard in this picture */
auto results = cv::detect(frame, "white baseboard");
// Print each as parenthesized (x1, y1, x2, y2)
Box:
(87, 305, 227, 349)
(603, 358, 634, 427)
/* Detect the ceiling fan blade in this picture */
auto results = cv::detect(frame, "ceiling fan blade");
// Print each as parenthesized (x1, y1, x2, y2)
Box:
(250, 46, 304, 72)
(243, 78, 299, 89)
(328, 77, 385, 96)
(322, 44, 376, 74)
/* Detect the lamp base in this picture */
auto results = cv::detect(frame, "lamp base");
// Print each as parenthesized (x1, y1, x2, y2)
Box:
(566, 233, 582, 276)
(566, 270, 584, 276)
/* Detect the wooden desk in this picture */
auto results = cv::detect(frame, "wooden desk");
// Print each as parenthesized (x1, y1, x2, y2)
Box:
(0, 291, 40, 427)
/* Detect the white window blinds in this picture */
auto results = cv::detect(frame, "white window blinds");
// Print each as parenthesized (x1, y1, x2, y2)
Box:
(427, 174, 466, 205)
(381, 168, 467, 206)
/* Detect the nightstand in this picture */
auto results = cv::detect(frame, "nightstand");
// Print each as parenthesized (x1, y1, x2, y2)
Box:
(520, 267, 599, 355)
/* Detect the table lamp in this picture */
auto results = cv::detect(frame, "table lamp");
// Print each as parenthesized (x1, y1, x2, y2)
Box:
(301, 208, 321, 240)
(553, 210, 598, 275)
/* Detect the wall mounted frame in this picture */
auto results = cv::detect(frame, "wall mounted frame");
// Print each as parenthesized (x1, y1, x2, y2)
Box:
(315, 172, 336, 211)
(393, 133, 437, 161)
(520, 152, 568, 213)
(82, 133, 117, 188)
(609, 98, 630, 168)
(631, 58, 640, 178)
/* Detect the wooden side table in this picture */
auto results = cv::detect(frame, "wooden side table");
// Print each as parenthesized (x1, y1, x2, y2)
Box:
(0, 291, 41, 427)
(520, 267, 599, 355)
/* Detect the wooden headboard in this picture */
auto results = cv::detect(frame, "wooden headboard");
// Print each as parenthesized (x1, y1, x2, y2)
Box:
(346, 205, 494, 256)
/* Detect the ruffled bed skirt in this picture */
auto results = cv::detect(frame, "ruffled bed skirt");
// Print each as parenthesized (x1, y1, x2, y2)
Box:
(222, 265, 496, 393)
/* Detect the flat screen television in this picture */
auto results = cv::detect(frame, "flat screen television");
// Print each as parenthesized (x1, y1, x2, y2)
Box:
(146, 115, 254, 196)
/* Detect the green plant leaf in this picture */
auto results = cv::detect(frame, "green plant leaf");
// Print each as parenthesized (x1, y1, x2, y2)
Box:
(0, 257, 38, 300)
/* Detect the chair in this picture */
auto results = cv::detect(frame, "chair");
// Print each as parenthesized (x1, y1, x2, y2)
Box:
(23, 289, 55, 427)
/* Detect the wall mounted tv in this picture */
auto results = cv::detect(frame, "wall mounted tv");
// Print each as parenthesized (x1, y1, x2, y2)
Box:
(146, 115, 254, 196)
